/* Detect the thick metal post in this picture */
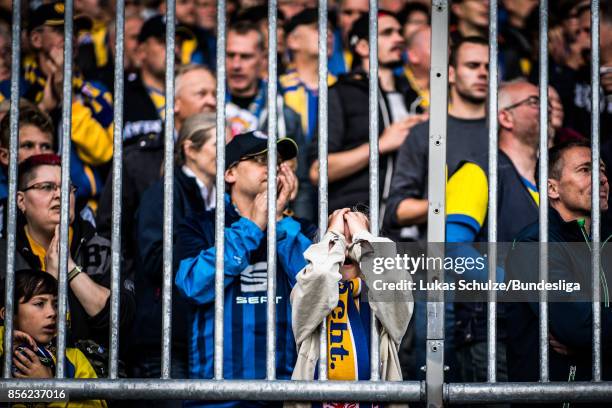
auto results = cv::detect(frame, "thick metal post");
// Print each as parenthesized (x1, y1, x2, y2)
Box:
(56, 0, 76, 378)
(486, 0, 499, 384)
(590, 0, 602, 383)
(1, 0, 21, 378)
(317, 0, 329, 381)
(161, 0, 176, 379)
(108, 0, 125, 380)
(214, 0, 227, 382)
(266, 0, 279, 381)
(368, 0, 380, 381)
(427, 1, 449, 406)
(538, 0, 550, 383)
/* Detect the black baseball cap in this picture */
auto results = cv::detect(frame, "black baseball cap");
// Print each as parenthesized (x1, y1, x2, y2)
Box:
(348, 10, 398, 49)
(348, 14, 369, 49)
(28, 2, 92, 33)
(225, 131, 298, 171)
(233, 5, 285, 25)
(138, 15, 194, 43)
(284, 8, 319, 35)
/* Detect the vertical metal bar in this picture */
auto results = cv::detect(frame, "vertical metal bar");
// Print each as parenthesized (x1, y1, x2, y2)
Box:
(161, 0, 176, 379)
(427, 1, 449, 406)
(1, 0, 21, 378)
(56, 0, 75, 378)
(538, 0, 550, 383)
(214, 0, 227, 381)
(317, 0, 329, 381)
(108, 0, 125, 380)
(266, 0, 278, 381)
(486, 0, 499, 384)
(368, 0, 380, 381)
(590, 0, 602, 383)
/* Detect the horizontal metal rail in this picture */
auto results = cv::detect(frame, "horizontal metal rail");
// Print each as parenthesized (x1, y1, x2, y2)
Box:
(1, 381, 612, 403)
(446, 382, 612, 404)
(0, 380, 424, 401)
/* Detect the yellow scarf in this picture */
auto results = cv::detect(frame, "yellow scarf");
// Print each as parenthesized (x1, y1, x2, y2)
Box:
(327, 278, 365, 380)
(404, 66, 430, 109)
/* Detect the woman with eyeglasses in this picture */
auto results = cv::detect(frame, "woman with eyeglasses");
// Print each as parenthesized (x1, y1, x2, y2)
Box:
(0, 153, 135, 371)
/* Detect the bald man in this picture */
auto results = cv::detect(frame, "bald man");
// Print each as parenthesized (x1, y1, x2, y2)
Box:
(328, 0, 369, 75)
(174, 65, 217, 131)
(402, 26, 431, 112)
(445, 80, 549, 383)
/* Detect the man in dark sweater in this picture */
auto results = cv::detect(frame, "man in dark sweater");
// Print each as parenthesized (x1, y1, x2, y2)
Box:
(383, 36, 490, 242)
(382, 35, 489, 382)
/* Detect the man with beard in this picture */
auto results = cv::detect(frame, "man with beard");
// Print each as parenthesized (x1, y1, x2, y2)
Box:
(309, 12, 427, 215)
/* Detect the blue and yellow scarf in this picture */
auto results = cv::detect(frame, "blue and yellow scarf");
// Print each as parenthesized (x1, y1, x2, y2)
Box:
(316, 278, 380, 408)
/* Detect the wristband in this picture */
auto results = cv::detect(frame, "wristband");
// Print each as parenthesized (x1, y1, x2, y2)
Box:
(68, 265, 82, 282)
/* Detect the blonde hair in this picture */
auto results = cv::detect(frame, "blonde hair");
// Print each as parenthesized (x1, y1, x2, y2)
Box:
(174, 112, 217, 166)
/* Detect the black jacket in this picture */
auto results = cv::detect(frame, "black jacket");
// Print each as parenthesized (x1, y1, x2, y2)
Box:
(505, 207, 612, 406)
(130, 167, 208, 359)
(96, 72, 165, 256)
(96, 132, 164, 281)
(453, 151, 539, 348)
(309, 72, 413, 213)
(0, 216, 136, 348)
(121, 72, 164, 145)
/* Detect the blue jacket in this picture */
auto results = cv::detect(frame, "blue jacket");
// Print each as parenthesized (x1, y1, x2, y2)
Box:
(175, 195, 316, 407)
(131, 167, 208, 360)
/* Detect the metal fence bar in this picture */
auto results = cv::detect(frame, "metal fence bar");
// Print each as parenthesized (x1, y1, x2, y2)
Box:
(1, 0, 21, 378)
(56, 0, 76, 378)
(317, 0, 329, 381)
(590, 0, 602, 383)
(446, 382, 612, 403)
(538, 0, 550, 383)
(0, 380, 424, 401)
(266, 0, 279, 381)
(427, 1, 449, 406)
(108, 0, 125, 380)
(486, 0, 499, 384)
(214, 0, 227, 381)
(0, 379, 611, 403)
(368, 0, 380, 382)
(161, 0, 176, 379)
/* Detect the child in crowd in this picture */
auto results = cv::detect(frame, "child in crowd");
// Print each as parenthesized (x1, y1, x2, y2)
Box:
(0, 269, 107, 408)
(289, 208, 413, 408)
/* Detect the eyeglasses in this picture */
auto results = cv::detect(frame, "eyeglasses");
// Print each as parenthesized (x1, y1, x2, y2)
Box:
(502, 95, 541, 111)
(22, 181, 77, 194)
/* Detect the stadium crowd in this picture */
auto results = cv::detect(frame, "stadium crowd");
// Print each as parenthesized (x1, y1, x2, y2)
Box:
(0, 0, 611, 407)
